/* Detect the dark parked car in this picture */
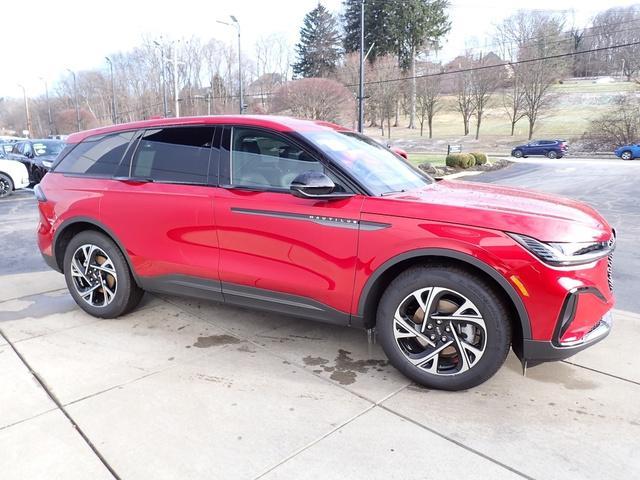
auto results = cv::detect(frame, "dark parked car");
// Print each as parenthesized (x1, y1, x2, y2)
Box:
(511, 140, 568, 159)
(614, 144, 640, 160)
(35, 116, 615, 391)
(8, 139, 65, 184)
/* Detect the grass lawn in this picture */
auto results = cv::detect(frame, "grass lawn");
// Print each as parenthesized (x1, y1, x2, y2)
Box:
(407, 153, 446, 166)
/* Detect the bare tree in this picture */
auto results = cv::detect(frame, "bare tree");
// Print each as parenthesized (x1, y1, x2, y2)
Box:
(415, 74, 442, 138)
(470, 53, 502, 139)
(496, 11, 567, 139)
(452, 54, 475, 136)
(271, 77, 353, 123)
(368, 56, 401, 138)
(591, 6, 640, 81)
(583, 94, 640, 150)
(502, 66, 526, 135)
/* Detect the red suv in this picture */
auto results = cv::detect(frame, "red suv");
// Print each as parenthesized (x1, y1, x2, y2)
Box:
(35, 116, 615, 390)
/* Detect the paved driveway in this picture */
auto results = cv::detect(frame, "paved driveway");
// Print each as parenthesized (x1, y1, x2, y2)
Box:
(1, 164, 639, 480)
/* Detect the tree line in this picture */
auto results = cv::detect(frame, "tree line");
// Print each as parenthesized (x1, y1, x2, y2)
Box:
(1, 2, 639, 140)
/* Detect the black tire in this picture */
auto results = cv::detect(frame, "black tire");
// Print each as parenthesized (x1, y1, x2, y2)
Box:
(63, 230, 144, 318)
(377, 265, 512, 391)
(621, 151, 633, 161)
(546, 150, 557, 159)
(0, 173, 13, 198)
(512, 150, 523, 158)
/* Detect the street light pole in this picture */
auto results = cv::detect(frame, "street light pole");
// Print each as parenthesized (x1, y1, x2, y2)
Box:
(172, 42, 180, 118)
(358, 0, 365, 133)
(66, 69, 81, 131)
(39, 77, 53, 136)
(18, 84, 32, 138)
(154, 40, 169, 117)
(105, 57, 117, 124)
(218, 16, 244, 114)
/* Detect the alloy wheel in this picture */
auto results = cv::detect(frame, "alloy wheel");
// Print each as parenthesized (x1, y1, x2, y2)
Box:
(0, 176, 11, 198)
(621, 151, 632, 160)
(393, 287, 487, 376)
(70, 244, 118, 307)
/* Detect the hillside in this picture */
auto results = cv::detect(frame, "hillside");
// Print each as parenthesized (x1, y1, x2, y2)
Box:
(364, 79, 639, 154)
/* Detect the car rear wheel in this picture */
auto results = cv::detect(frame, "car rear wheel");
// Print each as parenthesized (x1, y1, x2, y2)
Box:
(63, 231, 144, 318)
(621, 151, 633, 161)
(512, 150, 523, 158)
(546, 151, 558, 159)
(377, 265, 511, 391)
(0, 174, 13, 198)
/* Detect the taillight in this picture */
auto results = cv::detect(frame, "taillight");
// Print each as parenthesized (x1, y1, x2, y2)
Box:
(34, 184, 47, 202)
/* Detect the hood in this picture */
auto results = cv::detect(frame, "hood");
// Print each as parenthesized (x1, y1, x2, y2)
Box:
(363, 180, 612, 242)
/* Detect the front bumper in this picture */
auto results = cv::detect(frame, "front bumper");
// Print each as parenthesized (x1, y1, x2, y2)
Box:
(522, 311, 612, 365)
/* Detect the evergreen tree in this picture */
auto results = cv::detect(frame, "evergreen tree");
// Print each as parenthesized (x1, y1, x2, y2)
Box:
(343, 0, 396, 63)
(293, 4, 342, 78)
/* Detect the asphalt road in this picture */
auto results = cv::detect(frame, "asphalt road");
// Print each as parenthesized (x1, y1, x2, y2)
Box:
(470, 157, 640, 313)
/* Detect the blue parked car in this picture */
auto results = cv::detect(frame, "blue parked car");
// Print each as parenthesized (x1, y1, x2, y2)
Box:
(614, 144, 640, 160)
(511, 140, 568, 159)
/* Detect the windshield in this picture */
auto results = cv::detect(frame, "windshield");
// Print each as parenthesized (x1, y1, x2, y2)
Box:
(32, 140, 64, 157)
(301, 130, 431, 195)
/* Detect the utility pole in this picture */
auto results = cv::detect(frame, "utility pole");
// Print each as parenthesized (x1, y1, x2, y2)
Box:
(18, 84, 32, 138)
(154, 39, 169, 117)
(105, 57, 117, 124)
(39, 77, 53, 136)
(172, 42, 180, 117)
(66, 69, 81, 131)
(358, 0, 365, 133)
(218, 16, 244, 114)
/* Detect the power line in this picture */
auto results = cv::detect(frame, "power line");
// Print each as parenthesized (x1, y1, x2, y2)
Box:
(455, 16, 640, 56)
(348, 40, 640, 87)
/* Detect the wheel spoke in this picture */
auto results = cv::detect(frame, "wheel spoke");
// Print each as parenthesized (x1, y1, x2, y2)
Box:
(450, 327, 470, 373)
(409, 341, 453, 369)
(393, 312, 436, 347)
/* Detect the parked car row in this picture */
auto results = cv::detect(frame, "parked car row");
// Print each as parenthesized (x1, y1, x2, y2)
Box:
(0, 138, 66, 198)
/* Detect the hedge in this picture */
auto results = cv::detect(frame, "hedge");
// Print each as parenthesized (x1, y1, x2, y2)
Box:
(470, 152, 488, 165)
(446, 153, 476, 169)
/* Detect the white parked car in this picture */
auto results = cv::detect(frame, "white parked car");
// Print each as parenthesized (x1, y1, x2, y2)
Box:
(0, 158, 30, 198)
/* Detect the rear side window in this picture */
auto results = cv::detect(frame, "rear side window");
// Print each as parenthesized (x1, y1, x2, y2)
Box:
(131, 127, 214, 184)
(55, 131, 135, 176)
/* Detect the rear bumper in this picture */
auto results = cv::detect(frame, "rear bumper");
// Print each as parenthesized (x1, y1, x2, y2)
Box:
(522, 311, 612, 365)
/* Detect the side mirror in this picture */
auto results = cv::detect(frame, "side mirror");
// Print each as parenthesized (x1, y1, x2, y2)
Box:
(290, 171, 354, 200)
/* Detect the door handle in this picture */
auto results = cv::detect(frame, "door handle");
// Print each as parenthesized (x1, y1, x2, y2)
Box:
(113, 176, 154, 183)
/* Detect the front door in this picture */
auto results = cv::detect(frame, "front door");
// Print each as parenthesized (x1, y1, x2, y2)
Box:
(214, 126, 363, 324)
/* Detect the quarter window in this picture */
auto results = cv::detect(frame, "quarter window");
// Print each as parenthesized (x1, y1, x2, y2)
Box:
(230, 127, 323, 189)
(54, 131, 135, 176)
(131, 127, 214, 184)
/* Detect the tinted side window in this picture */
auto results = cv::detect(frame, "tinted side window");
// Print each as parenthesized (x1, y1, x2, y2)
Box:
(231, 127, 323, 190)
(55, 131, 135, 176)
(131, 127, 213, 184)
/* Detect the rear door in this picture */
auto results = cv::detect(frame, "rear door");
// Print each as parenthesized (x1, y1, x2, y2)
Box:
(100, 125, 222, 298)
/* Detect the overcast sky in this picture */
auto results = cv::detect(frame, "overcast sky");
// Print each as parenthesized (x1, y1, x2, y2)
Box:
(3, 0, 638, 98)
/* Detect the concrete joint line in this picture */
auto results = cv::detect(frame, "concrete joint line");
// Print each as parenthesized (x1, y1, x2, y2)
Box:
(0, 327, 122, 480)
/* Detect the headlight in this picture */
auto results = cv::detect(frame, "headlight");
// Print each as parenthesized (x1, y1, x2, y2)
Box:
(42, 160, 53, 169)
(508, 233, 614, 266)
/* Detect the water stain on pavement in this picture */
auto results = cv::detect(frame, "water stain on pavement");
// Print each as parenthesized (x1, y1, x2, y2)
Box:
(0, 291, 76, 321)
(302, 349, 388, 385)
(192, 334, 241, 348)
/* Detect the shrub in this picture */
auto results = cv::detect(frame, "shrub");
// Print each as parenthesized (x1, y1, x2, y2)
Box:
(446, 153, 475, 169)
(470, 152, 488, 165)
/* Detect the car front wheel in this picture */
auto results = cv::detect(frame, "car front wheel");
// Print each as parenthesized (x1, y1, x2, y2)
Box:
(621, 151, 633, 160)
(63, 231, 144, 318)
(377, 265, 511, 391)
(512, 150, 523, 158)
